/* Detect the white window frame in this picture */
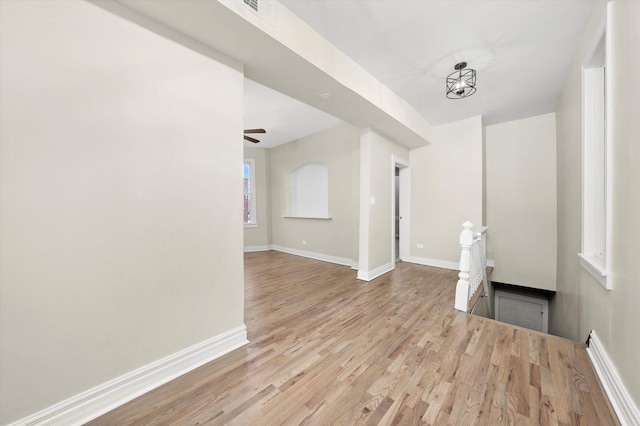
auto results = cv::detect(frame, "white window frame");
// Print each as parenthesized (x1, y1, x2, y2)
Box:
(579, 13, 611, 290)
(243, 158, 257, 227)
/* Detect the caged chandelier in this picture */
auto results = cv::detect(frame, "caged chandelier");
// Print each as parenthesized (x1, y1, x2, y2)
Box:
(446, 62, 476, 99)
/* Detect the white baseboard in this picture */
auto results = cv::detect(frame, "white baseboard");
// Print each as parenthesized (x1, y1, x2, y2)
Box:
(403, 256, 495, 271)
(9, 325, 248, 426)
(351, 261, 359, 270)
(244, 245, 271, 252)
(403, 256, 459, 271)
(357, 262, 393, 281)
(271, 245, 353, 267)
(587, 330, 640, 426)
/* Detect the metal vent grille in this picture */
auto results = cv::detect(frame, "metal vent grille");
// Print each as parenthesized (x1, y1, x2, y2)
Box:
(243, 0, 258, 12)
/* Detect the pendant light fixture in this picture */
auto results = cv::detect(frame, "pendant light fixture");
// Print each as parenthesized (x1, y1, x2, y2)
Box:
(446, 62, 477, 99)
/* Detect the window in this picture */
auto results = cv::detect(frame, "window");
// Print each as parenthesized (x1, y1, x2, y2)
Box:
(579, 17, 611, 289)
(243, 159, 257, 226)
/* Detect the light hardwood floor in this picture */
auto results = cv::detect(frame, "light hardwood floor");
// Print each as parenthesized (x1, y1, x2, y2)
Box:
(89, 251, 619, 425)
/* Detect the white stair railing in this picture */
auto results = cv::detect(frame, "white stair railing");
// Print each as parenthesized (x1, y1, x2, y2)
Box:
(455, 222, 490, 313)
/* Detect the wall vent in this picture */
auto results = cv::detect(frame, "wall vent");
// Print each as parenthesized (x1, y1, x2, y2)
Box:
(243, 0, 258, 12)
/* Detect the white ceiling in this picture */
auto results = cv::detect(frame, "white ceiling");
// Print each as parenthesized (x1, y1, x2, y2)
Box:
(117, 0, 428, 148)
(244, 78, 342, 148)
(118, 0, 596, 148)
(276, 0, 595, 126)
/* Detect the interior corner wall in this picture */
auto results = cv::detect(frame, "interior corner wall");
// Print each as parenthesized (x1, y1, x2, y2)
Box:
(0, 2, 245, 424)
(269, 123, 360, 263)
(485, 113, 557, 291)
(244, 146, 271, 248)
(482, 124, 487, 227)
(358, 129, 410, 274)
(409, 116, 483, 264)
(555, 0, 640, 408)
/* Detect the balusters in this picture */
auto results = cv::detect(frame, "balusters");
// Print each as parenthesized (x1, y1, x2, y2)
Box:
(455, 222, 489, 312)
(455, 222, 474, 311)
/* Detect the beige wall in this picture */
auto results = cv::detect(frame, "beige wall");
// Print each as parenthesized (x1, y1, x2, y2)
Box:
(358, 129, 410, 273)
(244, 147, 271, 248)
(486, 113, 557, 290)
(0, 2, 245, 424)
(269, 123, 360, 262)
(409, 116, 484, 263)
(554, 0, 640, 407)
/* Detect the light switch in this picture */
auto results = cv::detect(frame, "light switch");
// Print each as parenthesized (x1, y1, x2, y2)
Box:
(370, 196, 376, 205)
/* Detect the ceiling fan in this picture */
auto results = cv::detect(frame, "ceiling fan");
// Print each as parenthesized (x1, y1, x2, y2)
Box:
(244, 128, 266, 144)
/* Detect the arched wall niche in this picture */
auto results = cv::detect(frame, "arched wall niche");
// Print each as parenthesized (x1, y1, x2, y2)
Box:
(290, 162, 329, 218)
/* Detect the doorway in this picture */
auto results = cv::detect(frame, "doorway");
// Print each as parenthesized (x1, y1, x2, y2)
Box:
(392, 156, 409, 269)
(495, 290, 549, 333)
(395, 167, 400, 261)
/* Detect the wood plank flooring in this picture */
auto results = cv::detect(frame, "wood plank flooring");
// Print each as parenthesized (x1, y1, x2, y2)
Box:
(88, 251, 619, 425)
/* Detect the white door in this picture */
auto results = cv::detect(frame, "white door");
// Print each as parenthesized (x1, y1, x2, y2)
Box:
(495, 290, 548, 333)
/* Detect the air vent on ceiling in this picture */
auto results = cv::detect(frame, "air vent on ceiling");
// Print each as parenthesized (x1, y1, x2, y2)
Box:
(243, 0, 258, 12)
(241, 0, 273, 25)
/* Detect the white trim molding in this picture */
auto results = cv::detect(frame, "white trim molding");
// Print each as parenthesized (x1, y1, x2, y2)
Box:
(578, 253, 609, 289)
(271, 245, 353, 267)
(244, 245, 271, 252)
(282, 215, 332, 220)
(403, 257, 495, 271)
(391, 155, 410, 270)
(403, 256, 460, 271)
(357, 262, 393, 282)
(9, 326, 248, 426)
(243, 158, 257, 226)
(580, 8, 612, 291)
(587, 330, 640, 425)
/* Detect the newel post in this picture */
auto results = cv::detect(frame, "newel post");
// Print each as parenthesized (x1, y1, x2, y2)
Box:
(455, 222, 474, 311)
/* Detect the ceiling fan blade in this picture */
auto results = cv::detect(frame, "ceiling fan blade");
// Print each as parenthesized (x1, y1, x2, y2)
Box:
(244, 135, 260, 143)
(244, 128, 266, 134)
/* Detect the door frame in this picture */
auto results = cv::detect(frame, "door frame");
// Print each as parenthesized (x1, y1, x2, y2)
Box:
(391, 155, 410, 270)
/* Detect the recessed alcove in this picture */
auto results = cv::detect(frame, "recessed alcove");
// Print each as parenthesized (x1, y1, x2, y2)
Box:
(288, 163, 330, 219)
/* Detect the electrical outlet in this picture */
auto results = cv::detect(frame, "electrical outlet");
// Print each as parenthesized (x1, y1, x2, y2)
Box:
(417, 243, 424, 249)
(302, 240, 307, 245)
